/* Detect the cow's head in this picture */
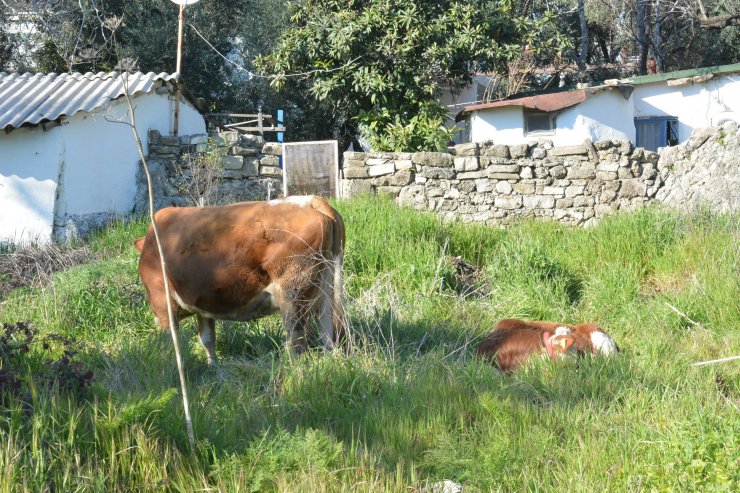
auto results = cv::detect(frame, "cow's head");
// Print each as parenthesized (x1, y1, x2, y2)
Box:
(134, 237, 146, 252)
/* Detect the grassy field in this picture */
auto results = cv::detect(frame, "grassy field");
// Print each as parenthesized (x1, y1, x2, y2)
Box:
(0, 196, 738, 492)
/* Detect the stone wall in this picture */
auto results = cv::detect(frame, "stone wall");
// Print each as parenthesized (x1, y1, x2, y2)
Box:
(133, 130, 283, 213)
(343, 139, 661, 226)
(342, 123, 740, 225)
(656, 123, 740, 213)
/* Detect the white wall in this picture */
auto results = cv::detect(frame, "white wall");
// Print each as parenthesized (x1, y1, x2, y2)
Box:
(470, 106, 525, 143)
(469, 90, 633, 146)
(0, 91, 205, 244)
(0, 127, 62, 244)
(555, 91, 634, 144)
(632, 75, 740, 142)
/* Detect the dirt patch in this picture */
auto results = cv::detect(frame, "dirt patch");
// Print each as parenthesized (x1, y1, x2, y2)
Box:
(640, 270, 696, 297)
(448, 256, 489, 298)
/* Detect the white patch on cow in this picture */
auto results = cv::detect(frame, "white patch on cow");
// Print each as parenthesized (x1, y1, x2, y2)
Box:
(172, 290, 219, 319)
(591, 331, 618, 356)
(555, 326, 572, 336)
(268, 195, 314, 208)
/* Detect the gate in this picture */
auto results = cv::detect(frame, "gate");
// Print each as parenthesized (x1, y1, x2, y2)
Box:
(282, 140, 339, 198)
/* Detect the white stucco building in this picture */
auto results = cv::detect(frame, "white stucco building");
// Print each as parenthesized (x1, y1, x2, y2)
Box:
(0, 71, 206, 245)
(459, 63, 740, 151)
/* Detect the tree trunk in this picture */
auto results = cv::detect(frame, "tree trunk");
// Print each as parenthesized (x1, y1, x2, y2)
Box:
(652, 3, 663, 73)
(637, 0, 649, 75)
(576, 0, 589, 71)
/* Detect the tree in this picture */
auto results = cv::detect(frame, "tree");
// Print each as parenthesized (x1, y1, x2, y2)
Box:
(256, 0, 566, 152)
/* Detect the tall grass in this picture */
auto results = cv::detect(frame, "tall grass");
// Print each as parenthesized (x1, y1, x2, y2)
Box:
(0, 196, 738, 492)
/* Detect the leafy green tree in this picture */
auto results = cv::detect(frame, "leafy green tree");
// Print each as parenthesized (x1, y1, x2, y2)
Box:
(257, 0, 567, 151)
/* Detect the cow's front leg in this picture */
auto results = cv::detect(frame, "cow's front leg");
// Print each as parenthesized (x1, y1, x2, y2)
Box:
(196, 315, 218, 364)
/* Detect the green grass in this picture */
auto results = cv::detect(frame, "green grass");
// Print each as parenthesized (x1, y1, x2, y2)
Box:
(1, 196, 738, 492)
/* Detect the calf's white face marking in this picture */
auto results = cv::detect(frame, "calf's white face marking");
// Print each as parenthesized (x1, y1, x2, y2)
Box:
(591, 331, 618, 356)
(554, 326, 572, 336)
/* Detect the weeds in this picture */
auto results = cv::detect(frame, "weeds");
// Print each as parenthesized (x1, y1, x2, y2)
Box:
(0, 322, 93, 409)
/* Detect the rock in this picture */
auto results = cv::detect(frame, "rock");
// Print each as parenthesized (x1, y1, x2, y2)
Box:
(482, 144, 510, 158)
(494, 195, 522, 209)
(549, 145, 587, 156)
(344, 159, 366, 168)
(222, 155, 244, 170)
(412, 152, 454, 168)
(262, 142, 283, 155)
(367, 163, 395, 177)
(454, 156, 479, 172)
(496, 181, 513, 194)
(260, 166, 282, 177)
(240, 134, 265, 147)
(509, 143, 528, 158)
(243, 158, 259, 177)
(214, 131, 240, 147)
(550, 165, 567, 179)
(618, 179, 648, 198)
(454, 143, 479, 157)
(229, 146, 259, 157)
(260, 155, 279, 166)
(374, 170, 413, 187)
(343, 167, 369, 179)
(148, 129, 161, 145)
(418, 166, 456, 179)
(531, 147, 547, 159)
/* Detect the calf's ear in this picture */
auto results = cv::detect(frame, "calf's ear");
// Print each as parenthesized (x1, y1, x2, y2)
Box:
(134, 237, 146, 252)
(555, 336, 575, 353)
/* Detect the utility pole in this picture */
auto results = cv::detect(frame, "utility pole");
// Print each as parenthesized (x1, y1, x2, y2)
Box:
(170, 0, 201, 136)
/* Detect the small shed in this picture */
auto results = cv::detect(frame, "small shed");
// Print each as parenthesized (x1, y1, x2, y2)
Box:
(459, 63, 740, 150)
(0, 71, 206, 245)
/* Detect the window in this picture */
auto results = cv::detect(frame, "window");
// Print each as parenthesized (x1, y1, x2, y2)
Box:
(635, 116, 678, 151)
(524, 109, 556, 135)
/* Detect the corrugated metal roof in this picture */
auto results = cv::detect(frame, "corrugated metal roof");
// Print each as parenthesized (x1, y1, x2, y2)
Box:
(0, 71, 178, 131)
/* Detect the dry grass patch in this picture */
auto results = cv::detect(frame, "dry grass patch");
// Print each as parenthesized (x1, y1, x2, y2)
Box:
(0, 244, 96, 299)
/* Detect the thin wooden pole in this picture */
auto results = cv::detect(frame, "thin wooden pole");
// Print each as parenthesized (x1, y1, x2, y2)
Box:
(173, 4, 184, 136)
(122, 73, 195, 452)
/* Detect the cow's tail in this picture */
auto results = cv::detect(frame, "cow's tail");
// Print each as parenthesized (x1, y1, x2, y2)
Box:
(312, 197, 350, 352)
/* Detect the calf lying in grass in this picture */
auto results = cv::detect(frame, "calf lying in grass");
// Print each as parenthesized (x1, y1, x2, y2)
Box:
(477, 318, 619, 373)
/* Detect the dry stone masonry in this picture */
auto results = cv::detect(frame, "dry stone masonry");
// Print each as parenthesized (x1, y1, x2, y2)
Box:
(134, 123, 738, 228)
(134, 130, 283, 213)
(341, 122, 740, 226)
(656, 123, 740, 213)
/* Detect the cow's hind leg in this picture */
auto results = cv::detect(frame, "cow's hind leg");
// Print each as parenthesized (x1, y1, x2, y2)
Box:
(315, 263, 335, 351)
(280, 299, 312, 356)
(196, 315, 218, 364)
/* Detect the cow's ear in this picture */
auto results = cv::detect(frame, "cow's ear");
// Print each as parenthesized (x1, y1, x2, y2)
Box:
(557, 336, 575, 352)
(134, 237, 146, 252)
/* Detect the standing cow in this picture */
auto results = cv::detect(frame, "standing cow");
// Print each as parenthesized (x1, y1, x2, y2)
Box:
(134, 195, 346, 363)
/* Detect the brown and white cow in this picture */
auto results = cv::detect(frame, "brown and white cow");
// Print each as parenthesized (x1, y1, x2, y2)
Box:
(476, 318, 619, 373)
(134, 195, 346, 363)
